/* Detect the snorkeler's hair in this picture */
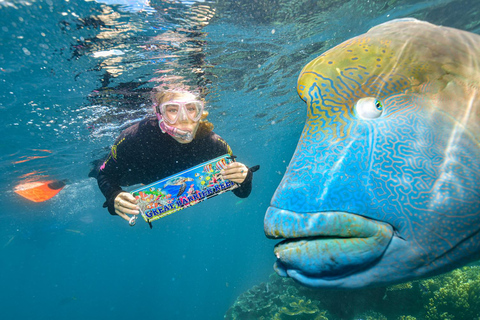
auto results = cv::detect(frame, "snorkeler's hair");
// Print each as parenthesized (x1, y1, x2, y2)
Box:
(152, 88, 202, 105)
(152, 88, 214, 136)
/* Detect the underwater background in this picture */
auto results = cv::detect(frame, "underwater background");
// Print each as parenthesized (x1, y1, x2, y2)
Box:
(1, 0, 479, 319)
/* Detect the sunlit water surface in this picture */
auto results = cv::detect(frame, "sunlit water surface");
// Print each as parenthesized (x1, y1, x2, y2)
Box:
(1, 0, 479, 319)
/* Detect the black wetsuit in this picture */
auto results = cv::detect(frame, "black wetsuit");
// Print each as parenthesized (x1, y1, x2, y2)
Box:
(96, 117, 253, 215)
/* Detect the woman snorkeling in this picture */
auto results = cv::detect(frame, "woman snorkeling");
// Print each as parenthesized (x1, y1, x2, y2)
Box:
(94, 88, 257, 223)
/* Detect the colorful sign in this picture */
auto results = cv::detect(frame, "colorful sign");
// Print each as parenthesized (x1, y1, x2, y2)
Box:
(131, 154, 238, 223)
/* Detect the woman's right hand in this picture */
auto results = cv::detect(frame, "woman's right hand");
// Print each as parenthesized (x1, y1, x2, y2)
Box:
(114, 192, 139, 222)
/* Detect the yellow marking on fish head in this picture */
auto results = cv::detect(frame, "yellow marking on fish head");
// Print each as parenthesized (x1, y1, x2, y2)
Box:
(297, 19, 480, 142)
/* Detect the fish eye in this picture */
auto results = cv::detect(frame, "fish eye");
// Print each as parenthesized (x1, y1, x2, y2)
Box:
(354, 97, 384, 120)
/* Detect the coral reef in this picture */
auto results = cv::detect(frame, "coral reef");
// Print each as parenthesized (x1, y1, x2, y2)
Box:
(225, 275, 328, 320)
(225, 266, 480, 320)
(421, 266, 480, 320)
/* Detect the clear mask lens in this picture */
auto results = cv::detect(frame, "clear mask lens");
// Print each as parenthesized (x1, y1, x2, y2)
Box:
(159, 101, 203, 124)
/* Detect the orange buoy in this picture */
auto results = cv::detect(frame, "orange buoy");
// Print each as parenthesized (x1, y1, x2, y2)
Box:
(14, 180, 66, 202)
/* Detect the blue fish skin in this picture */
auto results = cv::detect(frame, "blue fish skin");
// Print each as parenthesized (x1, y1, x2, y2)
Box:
(265, 19, 480, 289)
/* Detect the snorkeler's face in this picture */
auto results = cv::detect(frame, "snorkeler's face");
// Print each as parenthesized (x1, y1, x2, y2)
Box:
(170, 116, 200, 144)
(160, 100, 204, 124)
(161, 93, 202, 144)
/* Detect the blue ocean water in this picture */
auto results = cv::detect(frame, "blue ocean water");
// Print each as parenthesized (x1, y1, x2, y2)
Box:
(0, 0, 479, 319)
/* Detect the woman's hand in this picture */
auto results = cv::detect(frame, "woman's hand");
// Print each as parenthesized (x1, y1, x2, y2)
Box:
(221, 162, 248, 184)
(114, 192, 139, 222)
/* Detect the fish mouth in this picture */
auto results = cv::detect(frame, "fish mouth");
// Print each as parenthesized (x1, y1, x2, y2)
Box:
(264, 207, 394, 283)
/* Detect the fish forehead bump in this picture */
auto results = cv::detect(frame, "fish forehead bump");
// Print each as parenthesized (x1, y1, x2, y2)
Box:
(299, 18, 480, 84)
(297, 18, 480, 141)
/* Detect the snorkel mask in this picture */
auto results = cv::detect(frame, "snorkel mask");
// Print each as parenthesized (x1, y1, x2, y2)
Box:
(154, 100, 204, 142)
(158, 100, 204, 124)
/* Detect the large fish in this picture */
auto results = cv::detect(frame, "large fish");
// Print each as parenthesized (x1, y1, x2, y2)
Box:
(265, 19, 480, 289)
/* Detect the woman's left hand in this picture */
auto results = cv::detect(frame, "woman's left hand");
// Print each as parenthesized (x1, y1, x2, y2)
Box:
(221, 162, 248, 184)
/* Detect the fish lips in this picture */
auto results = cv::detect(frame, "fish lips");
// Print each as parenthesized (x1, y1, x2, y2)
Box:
(264, 207, 394, 283)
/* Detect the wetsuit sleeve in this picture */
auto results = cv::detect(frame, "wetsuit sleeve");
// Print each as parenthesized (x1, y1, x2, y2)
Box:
(233, 168, 253, 198)
(214, 135, 254, 198)
(96, 131, 134, 215)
